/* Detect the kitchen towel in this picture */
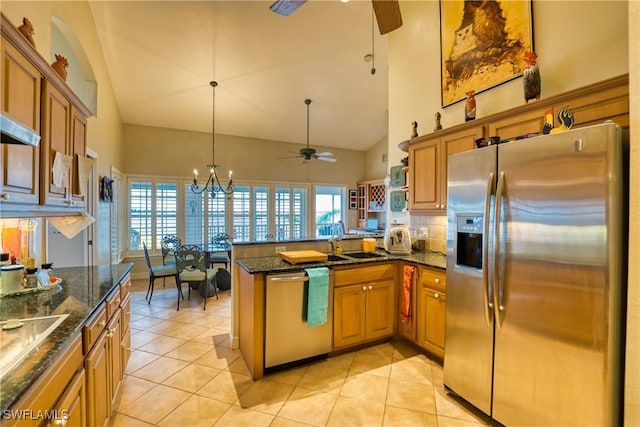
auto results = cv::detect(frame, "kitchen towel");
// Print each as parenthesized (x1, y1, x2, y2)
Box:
(400, 265, 415, 323)
(305, 267, 329, 328)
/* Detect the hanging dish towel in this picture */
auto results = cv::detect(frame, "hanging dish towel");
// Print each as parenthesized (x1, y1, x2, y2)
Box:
(305, 267, 329, 328)
(400, 265, 415, 323)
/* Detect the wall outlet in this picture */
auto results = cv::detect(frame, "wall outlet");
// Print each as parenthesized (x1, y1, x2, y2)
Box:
(275, 246, 286, 253)
(420, 227, 429, 238)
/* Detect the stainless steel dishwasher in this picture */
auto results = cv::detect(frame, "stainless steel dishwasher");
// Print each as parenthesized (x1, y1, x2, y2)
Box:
(264, 270, 333, 371)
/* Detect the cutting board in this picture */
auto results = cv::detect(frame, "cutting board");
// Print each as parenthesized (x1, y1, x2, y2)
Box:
(278, 250, 328, 264)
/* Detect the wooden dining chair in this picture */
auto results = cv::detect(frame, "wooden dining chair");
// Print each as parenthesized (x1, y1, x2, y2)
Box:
(174, 245, 218, 310)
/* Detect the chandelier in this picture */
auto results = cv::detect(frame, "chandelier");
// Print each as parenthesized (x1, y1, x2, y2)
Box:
(190, 81, 234, 199)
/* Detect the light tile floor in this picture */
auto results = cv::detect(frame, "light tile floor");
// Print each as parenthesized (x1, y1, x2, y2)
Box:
(112, 279, 489, 426)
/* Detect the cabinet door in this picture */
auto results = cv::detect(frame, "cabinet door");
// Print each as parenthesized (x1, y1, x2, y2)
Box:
(366, 279, 395, 340)
(333, 284, 366, 348)
(0, 39, 41, 204)
(107, 308, 123, 406)
(85, 330, 110, 427)
(408, 139, 440, 211)
(54, 368, 87, 427)
(41, 81, 72, 206)
(417, 286, 446, 358)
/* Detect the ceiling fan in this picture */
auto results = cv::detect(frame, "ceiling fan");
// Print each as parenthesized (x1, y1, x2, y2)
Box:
(269, 0, 403, 35)
(279, 99, 337, 164)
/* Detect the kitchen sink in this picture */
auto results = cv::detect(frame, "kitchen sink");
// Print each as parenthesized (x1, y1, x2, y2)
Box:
(344, 251, 385, 259)
(326, 254, 349, 261)
(0, 314, 69, 380)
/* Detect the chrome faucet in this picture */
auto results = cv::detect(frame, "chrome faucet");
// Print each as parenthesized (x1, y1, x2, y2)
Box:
(328, 235, 337, 254)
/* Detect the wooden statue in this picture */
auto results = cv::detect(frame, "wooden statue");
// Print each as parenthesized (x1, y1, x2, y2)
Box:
(51, 54, 68, 82)
(465, 90, 476, 122)
(434, 112, 443, 131)
(523, 51, 541, 103)
(17, 17, 35, 47)
(411, 121, 418, 138)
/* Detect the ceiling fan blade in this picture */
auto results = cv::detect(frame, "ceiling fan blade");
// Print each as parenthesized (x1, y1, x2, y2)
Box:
(270, 0, 307, 16)
(316, 156, 337, 163)
(315, 151, 333, 157)
(277, 154, 303, 160)
(372, 0, 403, 35)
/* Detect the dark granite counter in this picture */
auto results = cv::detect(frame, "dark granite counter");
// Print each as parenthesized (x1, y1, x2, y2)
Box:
(236, 250, 446, 274)
(0, 263, 133, 412)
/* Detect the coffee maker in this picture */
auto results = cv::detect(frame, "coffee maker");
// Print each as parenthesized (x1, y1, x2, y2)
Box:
(384, 223, 411, 255)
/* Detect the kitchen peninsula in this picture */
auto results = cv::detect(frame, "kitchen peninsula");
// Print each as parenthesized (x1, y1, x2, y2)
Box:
(0, 263, 133, 426)
(235, 240, 446, 380)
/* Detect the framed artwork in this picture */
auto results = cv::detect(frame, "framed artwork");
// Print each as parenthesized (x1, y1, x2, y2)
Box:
(390, 165, 406, 187)
(440, 0, 534, 106)
(390, 191, 406, 212)
(349, 189, 357, 209)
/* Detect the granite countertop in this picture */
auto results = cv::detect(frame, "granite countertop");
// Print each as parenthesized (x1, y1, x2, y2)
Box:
(236, 250, 446, 274)
(0, 263, 133, 412)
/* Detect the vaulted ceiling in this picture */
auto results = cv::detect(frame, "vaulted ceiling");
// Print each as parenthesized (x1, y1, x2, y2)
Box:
(89, 0, 391, 152)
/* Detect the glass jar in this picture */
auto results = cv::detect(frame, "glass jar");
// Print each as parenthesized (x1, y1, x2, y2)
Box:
(24, 267, 38, 288)
(19, 219, 37, 269)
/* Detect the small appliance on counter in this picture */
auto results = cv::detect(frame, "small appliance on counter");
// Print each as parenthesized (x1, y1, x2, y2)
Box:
(384, 223, 411, 255)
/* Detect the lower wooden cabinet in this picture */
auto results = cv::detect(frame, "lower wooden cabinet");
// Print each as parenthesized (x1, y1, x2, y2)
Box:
(53, 368, 87, 427)
(416, 267, 447, 359)
(333, 263, 395, 349)
(85, 329, 110, 427)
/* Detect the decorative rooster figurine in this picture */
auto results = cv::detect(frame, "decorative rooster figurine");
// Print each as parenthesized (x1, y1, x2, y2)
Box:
(550, 106, 574, 134)
(17, 17, 35, 47)
(542, 108, 554, 134)
(51, 54, 69, 82)
(523, 51, 541, 103)
(411, 121, 418, 139)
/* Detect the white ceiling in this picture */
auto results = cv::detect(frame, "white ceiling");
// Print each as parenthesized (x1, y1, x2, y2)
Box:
(89, 0, 391, 152)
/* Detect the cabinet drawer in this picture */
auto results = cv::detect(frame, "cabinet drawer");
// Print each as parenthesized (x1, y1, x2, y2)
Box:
(83, 303, 106, 354)
(334, 263, 394, 286)
(106, 285, 121, 319)
(419, 267, 446, 293)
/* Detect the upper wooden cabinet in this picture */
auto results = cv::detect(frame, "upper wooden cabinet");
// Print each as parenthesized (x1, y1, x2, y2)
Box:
(0, 36, 41, 205)
(405, 75, 629, 216)
(1, 13, 92, 214)
(408, 126, 480, 214)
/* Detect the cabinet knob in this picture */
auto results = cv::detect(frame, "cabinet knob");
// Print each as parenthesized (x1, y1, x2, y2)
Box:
(0, 193, 9, 200)
(368, 285, 373, 290)
(434, 292, 439, 299)
(435, 204, 440, 209)
(99, 320, 106, 328)
(52, 418, 68, 426)
(362, 286, 367, 291)
(434, 278, 440, 284)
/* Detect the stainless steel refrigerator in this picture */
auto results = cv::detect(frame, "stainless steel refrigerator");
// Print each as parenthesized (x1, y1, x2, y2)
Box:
(444, 122, 627, 426)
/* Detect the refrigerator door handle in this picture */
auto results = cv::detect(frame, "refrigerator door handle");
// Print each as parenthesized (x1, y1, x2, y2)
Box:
(482, 172, 495, 327)
(493, 171, 506, 330)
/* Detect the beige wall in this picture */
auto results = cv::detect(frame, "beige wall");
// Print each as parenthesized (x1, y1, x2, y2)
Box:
(2, 2, 126, 265)
(388, 1, 636, 423)
(364, 135, 389, 181)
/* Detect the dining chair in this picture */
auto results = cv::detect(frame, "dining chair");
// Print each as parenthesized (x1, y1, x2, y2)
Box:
(161, 235, 181, 287)
(209, 233, 232, 270)
(174, 244, 218, 310)
(143, 242, 178, 304)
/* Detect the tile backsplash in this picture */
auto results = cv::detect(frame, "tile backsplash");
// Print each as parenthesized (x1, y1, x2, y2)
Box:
(409, 215, 447, 254)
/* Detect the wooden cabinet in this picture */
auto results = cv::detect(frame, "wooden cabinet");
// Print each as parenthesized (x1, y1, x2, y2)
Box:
(0, 35, 41, 205)
(84, 273, 130, 427)
(408, 126, 480, 214)
(416, 267, 446, 359)
(3, 333, 84, 427)
(333, 263, 395, 349)
(356, 179, 385, 229)
(41, 81, 87, 208)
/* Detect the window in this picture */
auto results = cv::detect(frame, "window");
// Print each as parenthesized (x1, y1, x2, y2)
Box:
(315, 185, 346, 236)
(127, 178, 344, 249)
(110, 168, 123, 263)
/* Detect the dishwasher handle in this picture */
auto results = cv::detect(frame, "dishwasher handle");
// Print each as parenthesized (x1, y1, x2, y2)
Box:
(268, 275, 309, 282)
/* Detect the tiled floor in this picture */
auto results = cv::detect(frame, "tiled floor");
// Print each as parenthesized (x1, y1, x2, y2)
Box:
(112, 278, 489, 426)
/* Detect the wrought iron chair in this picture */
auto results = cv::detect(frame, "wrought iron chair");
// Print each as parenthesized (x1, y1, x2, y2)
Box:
(142, 242, 177, 304)
(161, 235, 181, 286)
(174, 244, 218, 310)
(209, 233, 232, 270)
